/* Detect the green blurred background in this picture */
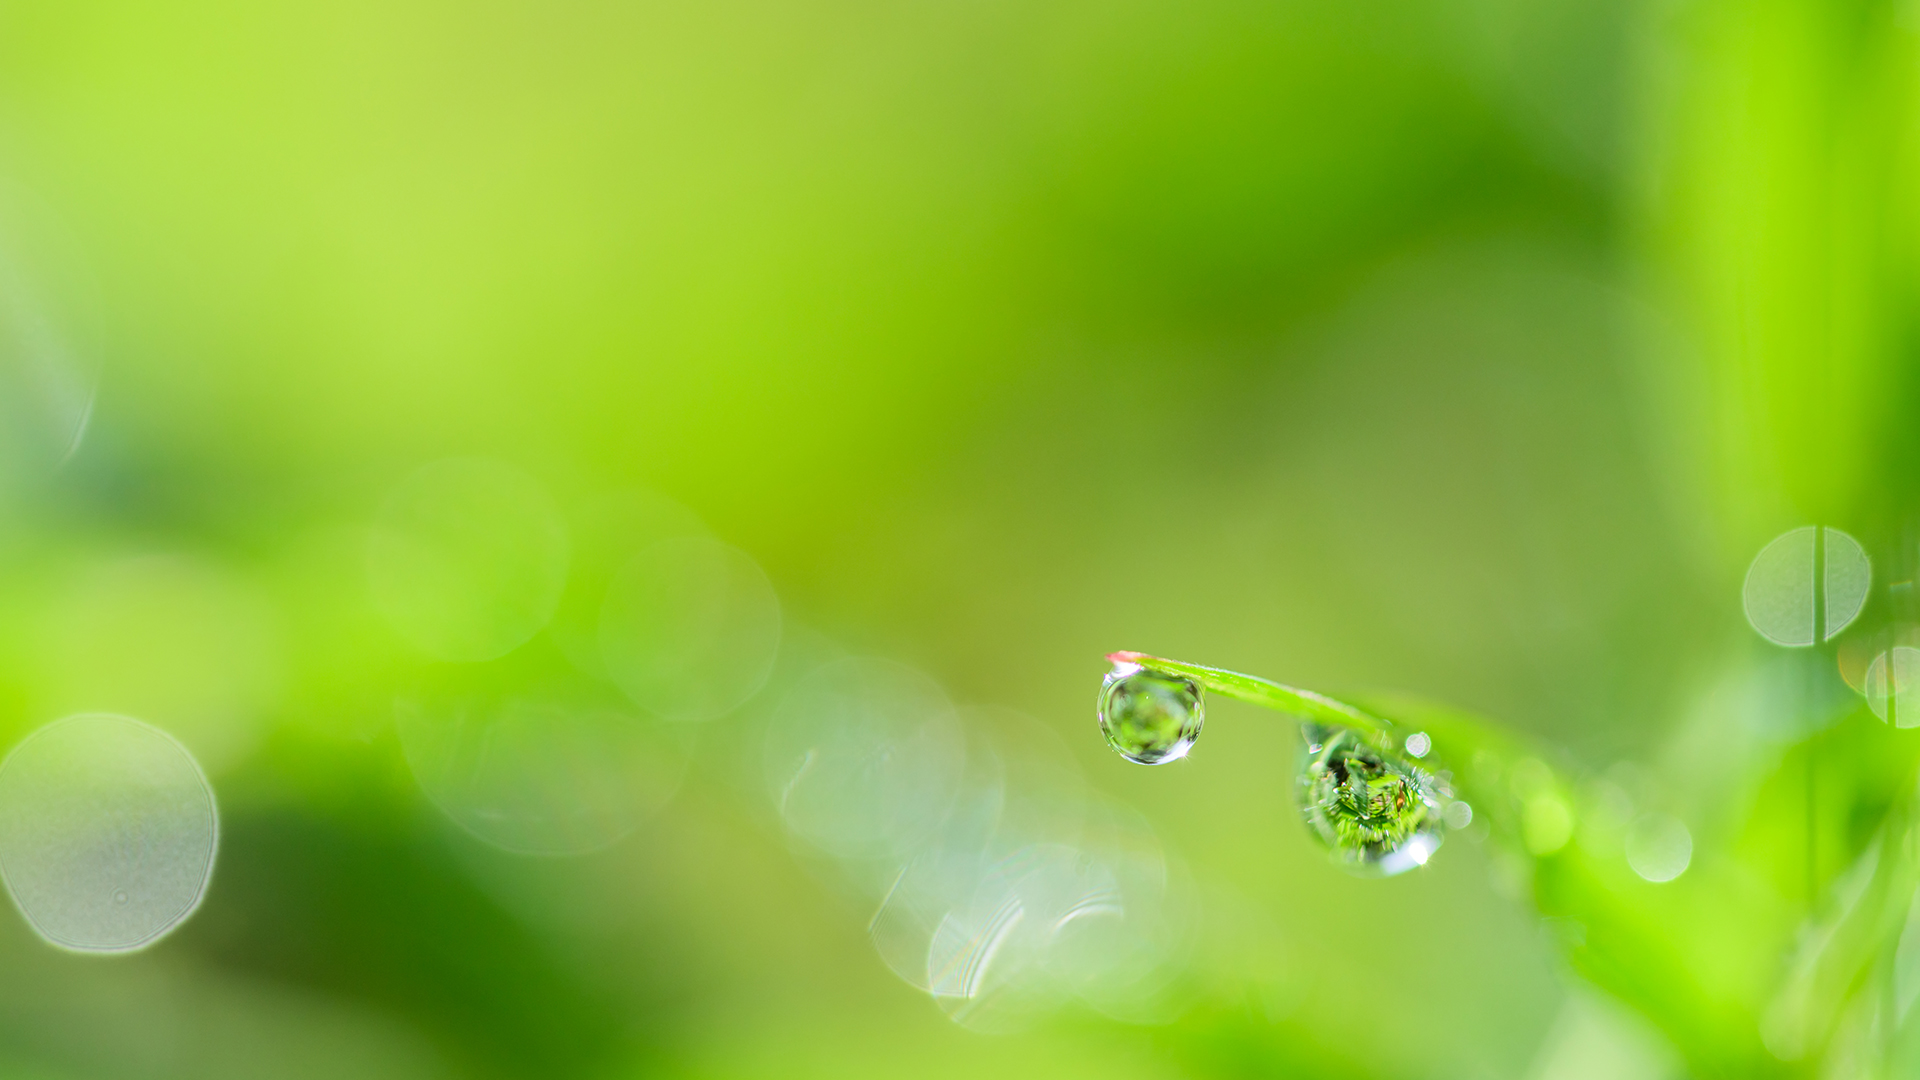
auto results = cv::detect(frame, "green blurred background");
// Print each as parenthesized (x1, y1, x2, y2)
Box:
(0, 0, 1915, 1076)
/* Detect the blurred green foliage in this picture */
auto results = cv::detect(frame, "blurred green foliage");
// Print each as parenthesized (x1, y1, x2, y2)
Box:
(0, 0, 1916, 1076)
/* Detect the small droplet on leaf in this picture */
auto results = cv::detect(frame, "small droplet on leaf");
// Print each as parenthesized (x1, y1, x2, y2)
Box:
(1097, 666, 1203, 765)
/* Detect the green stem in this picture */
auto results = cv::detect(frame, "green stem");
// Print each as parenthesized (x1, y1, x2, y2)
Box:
(1107, 651, 1396, 739)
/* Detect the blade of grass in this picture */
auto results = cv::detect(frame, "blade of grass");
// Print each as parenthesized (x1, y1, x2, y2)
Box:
(1106, 651, 1395, 738)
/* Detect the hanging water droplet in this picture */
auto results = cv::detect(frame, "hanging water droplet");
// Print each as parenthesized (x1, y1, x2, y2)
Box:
(1296, 723, 1444, 875)
(1096, 665, 1203, 765)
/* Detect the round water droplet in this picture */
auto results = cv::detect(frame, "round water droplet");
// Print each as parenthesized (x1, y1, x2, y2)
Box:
(1742, 526, 1870, 646)
(1296, 724, 1443, 875)
(367, 458, 569, 662)
(1866, 646, 1920, 727)
(0, 714, 217, 952)
(1096, 667, 1202, 765)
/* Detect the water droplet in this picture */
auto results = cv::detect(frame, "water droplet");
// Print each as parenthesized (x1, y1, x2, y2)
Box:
(1096, 666, 1202, 765)
(1742, 526, 1870, 646)
(1624, 813, 1691, 882)
(1443, 800, 1474, 829)
(0, 713, 217, 952)
(1404, 731, 1431, 758)
(1296, 724, 1444, 875)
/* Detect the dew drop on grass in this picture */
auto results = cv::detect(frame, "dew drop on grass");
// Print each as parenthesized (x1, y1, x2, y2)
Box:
(1296, 723, 1445, 876)
(0, 713, 217, 952)
(1096, 665, 1203, 765)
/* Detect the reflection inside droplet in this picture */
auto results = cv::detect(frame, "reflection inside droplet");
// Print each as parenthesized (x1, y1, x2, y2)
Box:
(1097, 664, 1203, 765)
(367, 458, 569, 662)
(1296, 723, 1444, 876)
(598, 536, 781, 722)
(1742, 526, 1871, 647)
(0, 713, 217, 952)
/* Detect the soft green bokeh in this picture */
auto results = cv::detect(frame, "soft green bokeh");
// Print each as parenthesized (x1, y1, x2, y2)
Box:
(0, 0, 1910, 1076)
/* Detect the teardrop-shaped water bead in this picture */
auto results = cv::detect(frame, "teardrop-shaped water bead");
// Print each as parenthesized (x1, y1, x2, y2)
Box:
(1296, 723, 1445, 875)
(1097, 667, 1203, 765)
